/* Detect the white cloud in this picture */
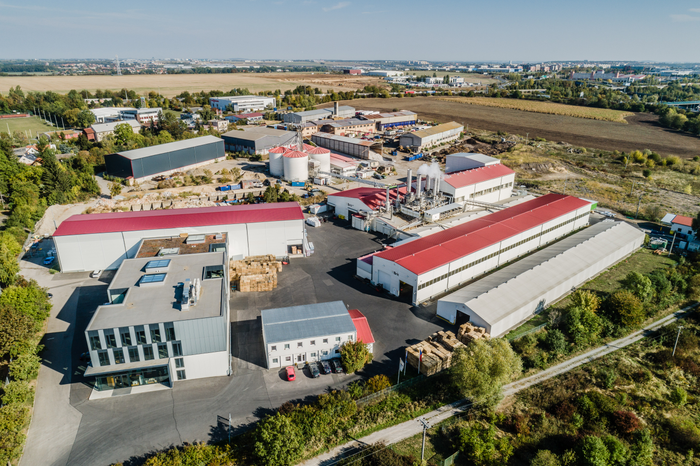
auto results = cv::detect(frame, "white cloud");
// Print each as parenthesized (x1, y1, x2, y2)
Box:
(670, 13, 700, 22)
(690, 8, 700, 12)
(323, 1, 350, 12)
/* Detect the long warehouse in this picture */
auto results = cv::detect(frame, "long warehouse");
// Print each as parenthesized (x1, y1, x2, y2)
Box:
(53, 203, 306, 273)
(359, 193, 592, 304)
(436, 221, 645, 337)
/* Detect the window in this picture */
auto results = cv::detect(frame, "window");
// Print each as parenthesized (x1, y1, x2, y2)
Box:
(285, 356, 291, 362)
(97, 350, 110, 366)
(104, 330, 117, 348)
(271, 346, 277, 351)
(310, 340, 316, 346)
(145, 259, 170, 270)
(204, 265, 224, 279)
(119, 328, 132, 346)
(164, 323, 176, 341)
(128, 347, 139, 362)
(297, 342, 303, 348)
(310, 352, 316, 357)
(175, 358, 184, 368)
(323, 339, 328, 344)
(322, 350, 329, 356)
(158, 343, 169, 359)
(113, 348, 125, 364)
(150, 324, 161, 343)
(135, 325, 147, 345)
(177, 370, 186, 380)
(348, 335, 353, 341)
(143, 346, 154, 360)
(334, 349, 340, 354)
(139, 273, 167, 284)
(172, 342, 182, 357)
(272, 358, 279, 364)
(284, 344, 290, 350)
(88, 331, 101, 350)
(335, 337, 341, 342)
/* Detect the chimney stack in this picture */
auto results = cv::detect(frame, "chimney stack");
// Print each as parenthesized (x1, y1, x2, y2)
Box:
(334, 101, 339, 116)
(416, 175, 422, 196)
(406, 169, 413, 196)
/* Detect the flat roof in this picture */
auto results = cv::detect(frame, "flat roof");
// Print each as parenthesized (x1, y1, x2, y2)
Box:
(322, 118, 373, 128)
(54, 203, 304, 237)
(329, 187, 406, 211)
(213, 95, 272, 101)
(373, 194, 591, 275)
(136, 233, 227, 258)
(443, 164, 514, 188)
(221, 127, 290, 141)
(439, 222, 644, 328)
(409, 122, 463, 139)
(91, 120, 141, 133)
(113, 136, 221, 160)
(261, 301, 356, 345)
(313, 132, 376, 147)
(447, 153, 499, 164)
(88, 252, 226, 330)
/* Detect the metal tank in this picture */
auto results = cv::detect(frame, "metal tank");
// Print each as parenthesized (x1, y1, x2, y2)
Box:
(307, 147, 331, 174)
(283, 151, 309, 182)
(268, 146, 286, 177)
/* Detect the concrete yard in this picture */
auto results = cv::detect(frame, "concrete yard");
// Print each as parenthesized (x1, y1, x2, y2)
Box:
(21, 218, 451, 466)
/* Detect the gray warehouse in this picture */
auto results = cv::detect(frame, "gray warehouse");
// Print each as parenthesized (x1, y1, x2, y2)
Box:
(311, 133, 383, 160)
(436, 221, 645, 337)
(104, 136, 225, 184)
(221, 127, 297, 155)
(283, 105, 355, 124)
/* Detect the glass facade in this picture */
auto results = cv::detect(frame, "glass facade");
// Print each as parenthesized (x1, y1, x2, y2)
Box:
(135, 326, 147, 345)
(158, 343, 169, 359)
(89, 332, 101, 350)
(104, 329, 117, 348)
(143, 346, 154, 360)
(164, 322, 176, 341)
(120, 328, 132, 346)
(150, 324, 161, 343)
(94, 366, 169, 391)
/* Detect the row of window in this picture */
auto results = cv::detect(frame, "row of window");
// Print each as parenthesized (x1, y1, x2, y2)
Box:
(417, 212, 588, 291)
(89, 323, 176, 351)
(469, 182, 513, 199)
(271, 349, 340, 365)
(96, 341, 183, 367)
(270, 336, 351, 352)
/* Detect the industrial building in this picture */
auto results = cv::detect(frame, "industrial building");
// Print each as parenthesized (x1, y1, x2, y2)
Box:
(84, 244, 230, 393)
(318, 118, 376, 136)
(53, 203, 306, 273)
(282, 104, 355, 124)
(261, 301, 374, 368)
(359, 111, 417, 130)
(327, 187, 403, 219)
(121, 108, 161, 125)
(399, 122, 464, 152)
(365, 70, 404, 77)
(436, 221, 645, 337)
(268, 144, 331, 181)
(90, 107, 136, 124)
(104, 136, 225, 184)
(209, 95, 276, 112)
(439, 158, 515, 203)
(221, 127, 296, 155)
(312, 133, 383, 160)
(225, 112, 264, 124)
(358, 194, 592, 304)
(86, 120, 141, 142)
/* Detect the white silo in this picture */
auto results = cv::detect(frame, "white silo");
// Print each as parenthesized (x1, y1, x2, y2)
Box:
(268, 146, 286, 177)
(307, 147, 331, 174)
(283, 151, 309, 182)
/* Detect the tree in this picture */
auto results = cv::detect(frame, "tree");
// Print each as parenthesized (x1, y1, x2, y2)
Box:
(458, 422, 513, 465)
(254, 413, 304, 466)
(0, 242, 19, 287)
(340, 340, 373, 373)
(545, 329, 568, 356)
(246, 192, 256, 204)
(450, 338, 522, 407)
(608, 290, 644, 327)
(109, 182, 122, 198)
(9, 352, 41, 381)
(565, 306, 603, 346)
(231, 166, 242, 182)
(0, 304, 35, 357)
(622, 271, 654, 302)
(629, 429, 654, 466)
(113, 123, 134, 146)
(569, 289, 601, 313)
(577, 436, 610, 466)
(365, 374, 390, 393)
(0, 281, 51, 325)
(602, 435, 630, 466)
(530, 450, 561, 466)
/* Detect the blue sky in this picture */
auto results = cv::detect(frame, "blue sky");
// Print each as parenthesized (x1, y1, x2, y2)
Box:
(1, 0, 700, 62)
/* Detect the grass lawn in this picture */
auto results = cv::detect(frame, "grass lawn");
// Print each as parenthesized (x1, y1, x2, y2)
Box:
(1, 116, 56, 137)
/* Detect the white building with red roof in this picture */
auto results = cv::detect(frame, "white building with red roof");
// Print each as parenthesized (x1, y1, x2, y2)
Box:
(661, 213, 697, 240)
(53, 203, 306, 273)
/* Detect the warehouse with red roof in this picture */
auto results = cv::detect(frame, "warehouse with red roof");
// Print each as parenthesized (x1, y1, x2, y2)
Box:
(360, 193, 593, 304)
(53, 203, 306, 273)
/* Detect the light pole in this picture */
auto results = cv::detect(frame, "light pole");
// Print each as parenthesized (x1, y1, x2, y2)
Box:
(672, 326, 684, 357)
(635, 192, 644, 219)
(418, 417, 431, 462)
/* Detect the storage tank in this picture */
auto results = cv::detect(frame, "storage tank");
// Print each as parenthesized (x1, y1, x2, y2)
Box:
(307, 146, 331, 174)
(283, 151, 309, 182)
(268, 146, 286, 177)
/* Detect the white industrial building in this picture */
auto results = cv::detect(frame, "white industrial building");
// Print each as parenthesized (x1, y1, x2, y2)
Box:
(283, 104, 356, 124)
(437, 221, 645, 336)
(53, 203, 306, 273)
(440, 160, 515, 204)
(261, 301, 374, 368)
(88, 120, 141, 142)
(399, 122, 464, 152)
(365, 70, 405, 77)
(357, 194, 592, 304)
(661, 213, 696, 240)
(209, 95, 276, 112)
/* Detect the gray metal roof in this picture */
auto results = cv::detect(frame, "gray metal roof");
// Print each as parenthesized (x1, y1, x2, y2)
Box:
(312, 132, 375, 147)
(261, 301, 356, 345)
(91, 120, 141, 133)
(448, 153, 499, 164)
(439, 222, 645, 327)
(115, 135, 222, 160)
(221, 127, 290, 142)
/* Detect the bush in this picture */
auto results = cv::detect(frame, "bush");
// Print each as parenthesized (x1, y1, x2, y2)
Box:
(612, 410, 642, 435)
(0, 381, 34, 405)
(143, 443, 234, 466)
(339, 340, 373, 373)
(530, 449, 561, 466)
(335, 442, 416, 466)
(9, 352, 41, 381)
(254, 413, 304, 466)
(669, 387, 688, 407)
(607, 290, 644, 328)
(668, 416, 700, 449)
(546, 329, 568, 356)
(365, 375, 391, 394)
(621, 272, 654, 302)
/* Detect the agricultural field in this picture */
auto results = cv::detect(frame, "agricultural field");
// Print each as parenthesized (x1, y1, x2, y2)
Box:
(0, 73, 386, 97)
(323, 97, 700, 157)
(439, 96, 633, 123)
(0, 116, 56, 137)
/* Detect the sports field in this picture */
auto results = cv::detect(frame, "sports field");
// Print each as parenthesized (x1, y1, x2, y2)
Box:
(0, 73, 386, 97)
(0, 116, 55, 137)
(440, 97, 633, 123)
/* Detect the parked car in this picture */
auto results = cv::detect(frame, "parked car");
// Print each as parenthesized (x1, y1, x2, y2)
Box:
(263, 179, 271, 186)
(43, 256, 55, 265)
(307, 362, 320, 378)
(320, 360, 332, 374)
(331, 359, 344, 373)
(91, 270, 102, 279)
(285, 366, 296, 381)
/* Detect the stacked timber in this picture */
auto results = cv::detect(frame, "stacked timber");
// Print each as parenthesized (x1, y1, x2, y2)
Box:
(457, 323, 490, 344)
(406, 338, 454, 376)
(230, 255, 283, 292)
(434, 330, 464, 352)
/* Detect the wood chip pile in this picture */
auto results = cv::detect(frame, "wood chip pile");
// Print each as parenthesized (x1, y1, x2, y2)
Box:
(457, 322, 491, 343)
(230, 255, 283, 292)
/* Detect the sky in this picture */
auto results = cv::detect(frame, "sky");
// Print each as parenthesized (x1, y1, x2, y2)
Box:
(1, 0, 700, 62)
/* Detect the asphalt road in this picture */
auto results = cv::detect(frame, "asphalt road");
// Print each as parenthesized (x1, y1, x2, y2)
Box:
(21, 220, 452, 466)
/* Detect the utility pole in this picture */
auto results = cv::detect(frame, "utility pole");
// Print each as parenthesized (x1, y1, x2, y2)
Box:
(672, 326, 684, 357)
(635, 192, 644, 219)
(418, 417, 431, 463)
(629, 181, 635, 195)
(668, 232, 676, 257)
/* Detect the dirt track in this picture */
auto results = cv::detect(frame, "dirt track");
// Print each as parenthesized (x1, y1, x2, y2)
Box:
(324, 98, 700, 158)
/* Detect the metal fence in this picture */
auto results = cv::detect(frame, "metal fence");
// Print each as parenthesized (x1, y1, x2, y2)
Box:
(507, 322, 548, 341)
(355, 375, 425, 407)
(442, 451, 459, 466)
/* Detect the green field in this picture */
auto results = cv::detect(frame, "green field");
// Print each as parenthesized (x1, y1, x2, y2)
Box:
(1, 116, 57, 138)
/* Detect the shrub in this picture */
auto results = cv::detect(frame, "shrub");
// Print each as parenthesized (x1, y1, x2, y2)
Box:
(602, 435, 630, 466)
(143, 443, 233, 466)
(253, 413, 304, 466)
(669, 387, 688, 407)
(612, 410, 642, 435)
(365, 375, 391, 394)
(642, 169, 652, 178)
(607, 290, 644, 327)
(9, 352, 41, 381)
(530, 449, 561, 466)
(0, 405, 30, 465)
(458, 422, 514, 465)
(668, 416, 700, 449)
(339, 340, 373, 373)
(0, 381, 34, 405)
(546, 329, 568, 356)
(336, 442, 416, 466)
(577, 436, 610, 466)
(621, 272, 654, 302)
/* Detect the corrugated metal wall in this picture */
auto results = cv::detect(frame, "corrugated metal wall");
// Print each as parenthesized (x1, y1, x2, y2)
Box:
(175, 316, 227, 356)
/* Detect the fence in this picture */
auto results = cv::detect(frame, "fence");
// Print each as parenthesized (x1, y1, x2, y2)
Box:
(355, 375, 425, 407)
(507, 322, 548, 342)
(442, 451, 459, 466)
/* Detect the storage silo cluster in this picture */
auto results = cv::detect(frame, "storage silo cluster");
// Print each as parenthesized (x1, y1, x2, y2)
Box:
(282, 151, 309, 182)
(268, 144, 331, 182)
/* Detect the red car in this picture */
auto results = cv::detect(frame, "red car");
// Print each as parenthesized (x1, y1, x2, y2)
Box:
(285, 366, 296, 381)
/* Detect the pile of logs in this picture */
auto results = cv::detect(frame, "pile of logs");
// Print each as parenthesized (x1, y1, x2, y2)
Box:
(230, 255, 283, 292)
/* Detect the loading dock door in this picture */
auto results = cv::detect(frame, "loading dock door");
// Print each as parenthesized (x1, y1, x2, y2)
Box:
(399, 281, 414, 303)
(456, 310, 471, 327)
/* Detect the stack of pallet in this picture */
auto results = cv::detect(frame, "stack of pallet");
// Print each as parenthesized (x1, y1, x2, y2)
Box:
(433, 330, 464, 352)
(230, 255, 283, 292)
(406, 336, 455, 376)
(457, 322, 491, 343)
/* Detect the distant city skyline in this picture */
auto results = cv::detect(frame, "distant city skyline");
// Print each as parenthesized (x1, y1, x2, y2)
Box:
(1, 0, 700, 62)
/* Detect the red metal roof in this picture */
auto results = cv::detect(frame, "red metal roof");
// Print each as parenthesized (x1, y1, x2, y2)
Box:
(374, 194, 591, 275)
(307, 147, 331, 155)
(329, 187, 407, 211)
(235, 112, 264, 119)
(443, 164, 515, 189)
(283, 151, 308, 158)
(673, 215, 693, 227)
(348, 309, 375, 344)
(53, 203, 304, 237)
(269, 146, 287, 154)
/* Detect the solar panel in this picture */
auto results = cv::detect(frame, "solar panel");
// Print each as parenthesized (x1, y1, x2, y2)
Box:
(146, 259, 171, 269)
(140, 273, 167, 284)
